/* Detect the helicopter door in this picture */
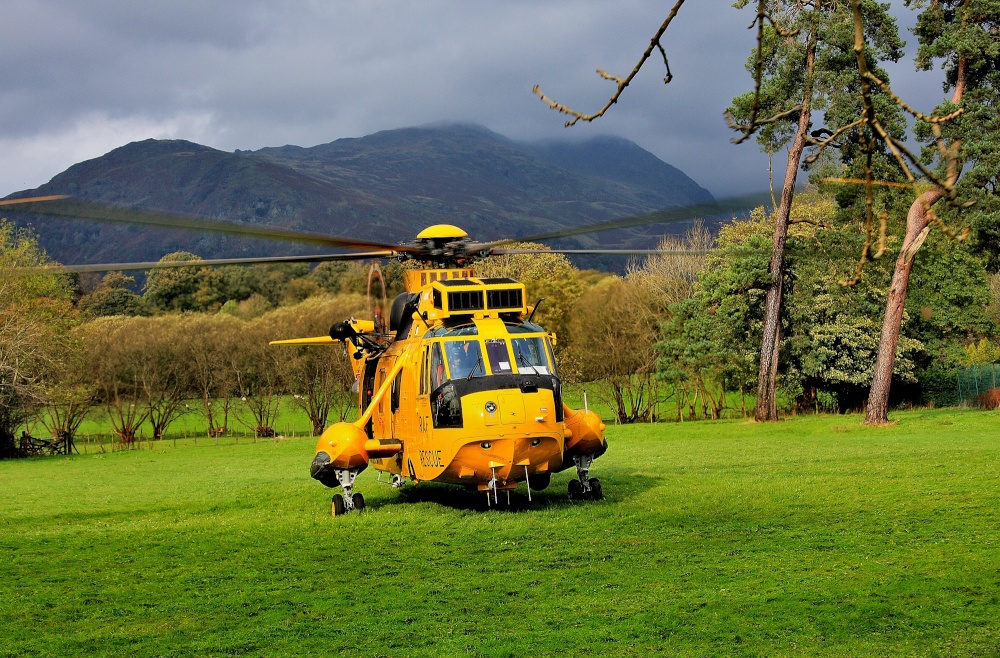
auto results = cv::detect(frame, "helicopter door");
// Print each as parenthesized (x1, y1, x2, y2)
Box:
(376, 359, 394, 438)
(415, 346, 433, 440)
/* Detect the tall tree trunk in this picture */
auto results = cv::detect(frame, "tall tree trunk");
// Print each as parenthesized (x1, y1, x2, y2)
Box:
(865, 188, 946, 423)
(754, 40, 817, 422)
(864, 47, 966, 425)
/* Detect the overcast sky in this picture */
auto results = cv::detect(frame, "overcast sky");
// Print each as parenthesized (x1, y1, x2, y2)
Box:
(0, 1, 947, 200)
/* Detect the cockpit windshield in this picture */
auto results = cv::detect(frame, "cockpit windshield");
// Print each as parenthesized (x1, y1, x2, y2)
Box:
(425, 324, 478, 338)
(505, 320, 545, 334)
(511, 337, 551, 375)
(434, 336, 556, 381)
(444, 340, 483, 379)
(429, 319, 558, 383)
(484, 338, 513, 375)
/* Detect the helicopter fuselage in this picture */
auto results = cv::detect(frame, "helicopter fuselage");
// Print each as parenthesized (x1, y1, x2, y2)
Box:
(277, 262, 607, 510)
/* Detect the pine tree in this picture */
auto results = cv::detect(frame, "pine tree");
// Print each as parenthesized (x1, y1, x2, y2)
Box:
(865, 0, 1000, 423)
(728, 0, 904, 420)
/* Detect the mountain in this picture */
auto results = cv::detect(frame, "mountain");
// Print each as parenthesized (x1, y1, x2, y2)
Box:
(3, 123, 713, 267)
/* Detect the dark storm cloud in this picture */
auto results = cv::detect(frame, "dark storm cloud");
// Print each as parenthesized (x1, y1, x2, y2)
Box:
(0, 1, 954, 199)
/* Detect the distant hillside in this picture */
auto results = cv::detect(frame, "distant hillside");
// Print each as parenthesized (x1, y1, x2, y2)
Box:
(3, 123, 714, 267)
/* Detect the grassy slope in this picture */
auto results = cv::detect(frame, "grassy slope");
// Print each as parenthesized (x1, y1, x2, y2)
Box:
(2, 409, 999, 657)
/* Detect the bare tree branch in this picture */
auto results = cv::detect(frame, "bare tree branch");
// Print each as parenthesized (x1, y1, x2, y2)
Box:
(532, 0, 686, 127)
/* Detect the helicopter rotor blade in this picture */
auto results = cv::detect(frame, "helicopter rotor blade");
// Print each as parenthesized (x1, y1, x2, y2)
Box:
(14, 251, 397, 275)
(489, 248, 711, 256)
(0, 194, 73, 207)
(467, 191, 773, 253)
(4, 196, 421, 254)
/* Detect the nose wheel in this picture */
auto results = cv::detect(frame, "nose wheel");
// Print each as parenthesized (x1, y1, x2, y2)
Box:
(331, 467, 366, 516)
(568, 454, 603, 501)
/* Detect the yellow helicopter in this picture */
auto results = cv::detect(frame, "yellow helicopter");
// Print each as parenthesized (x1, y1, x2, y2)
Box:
(271, 224, 608, 514)
(6, 193, 764, 514)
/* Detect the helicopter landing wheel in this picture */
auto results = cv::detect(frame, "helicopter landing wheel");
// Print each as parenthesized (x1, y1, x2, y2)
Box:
(589, 478, 603, 501)
(568, 478, 584, 501)
(352, 492, 366, 512)
(331, 494, 346, 516)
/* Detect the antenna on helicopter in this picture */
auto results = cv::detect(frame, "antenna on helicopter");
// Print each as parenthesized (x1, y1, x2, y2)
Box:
(528, 298, 545, 323)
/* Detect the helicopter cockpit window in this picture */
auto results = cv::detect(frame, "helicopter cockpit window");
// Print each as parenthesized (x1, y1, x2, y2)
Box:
(430, 343, 445, 390)
(505, 321, 545, 334)
(484, 338, 513, 374)
(425, 324, 479, 339)
(444, 340, 483, 379)
(545, 337, 559, 377)
(511, 337, 551, 375)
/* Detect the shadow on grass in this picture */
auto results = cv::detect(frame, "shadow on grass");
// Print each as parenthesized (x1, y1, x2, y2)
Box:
(387, 467, 660, 514)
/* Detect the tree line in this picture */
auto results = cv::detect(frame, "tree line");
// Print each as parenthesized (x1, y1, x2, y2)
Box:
(1, 229, 367, 458)
(3, 192, 1000, 458)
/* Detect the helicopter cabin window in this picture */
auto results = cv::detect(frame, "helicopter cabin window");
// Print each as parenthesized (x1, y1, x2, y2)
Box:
(420, 346, 429, 395)
(430, 343, 445, 390)
(390, 369, 402, 413)
(444, 340, 483, 379)
(511, 337, 551, 375)
(484, 338, 513, 374)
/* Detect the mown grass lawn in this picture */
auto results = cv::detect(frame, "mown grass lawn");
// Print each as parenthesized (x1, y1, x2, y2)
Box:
(2, 408, 999, 657)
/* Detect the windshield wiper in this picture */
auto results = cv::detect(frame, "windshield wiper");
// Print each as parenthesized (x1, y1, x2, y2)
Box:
(514, 344, 541, 375)
(466, 353, 484, 379)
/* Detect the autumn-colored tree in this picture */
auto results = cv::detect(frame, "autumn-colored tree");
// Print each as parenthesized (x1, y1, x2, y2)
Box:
(0, 219, 77, 457)
(268, 295, 365, 434)
(78, 317, 150, 444)
(625, 224, 712, 305)
(36, 326, 95, 450)
(566, 278, 664, 423)
(233, 316, 286, 437)
(132, 317, 191, 441)
(182, 313, 242, 436)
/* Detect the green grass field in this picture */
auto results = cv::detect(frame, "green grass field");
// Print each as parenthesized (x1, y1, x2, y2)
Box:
(49, 381, 745, 450)
(2, 408, 999, 656)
